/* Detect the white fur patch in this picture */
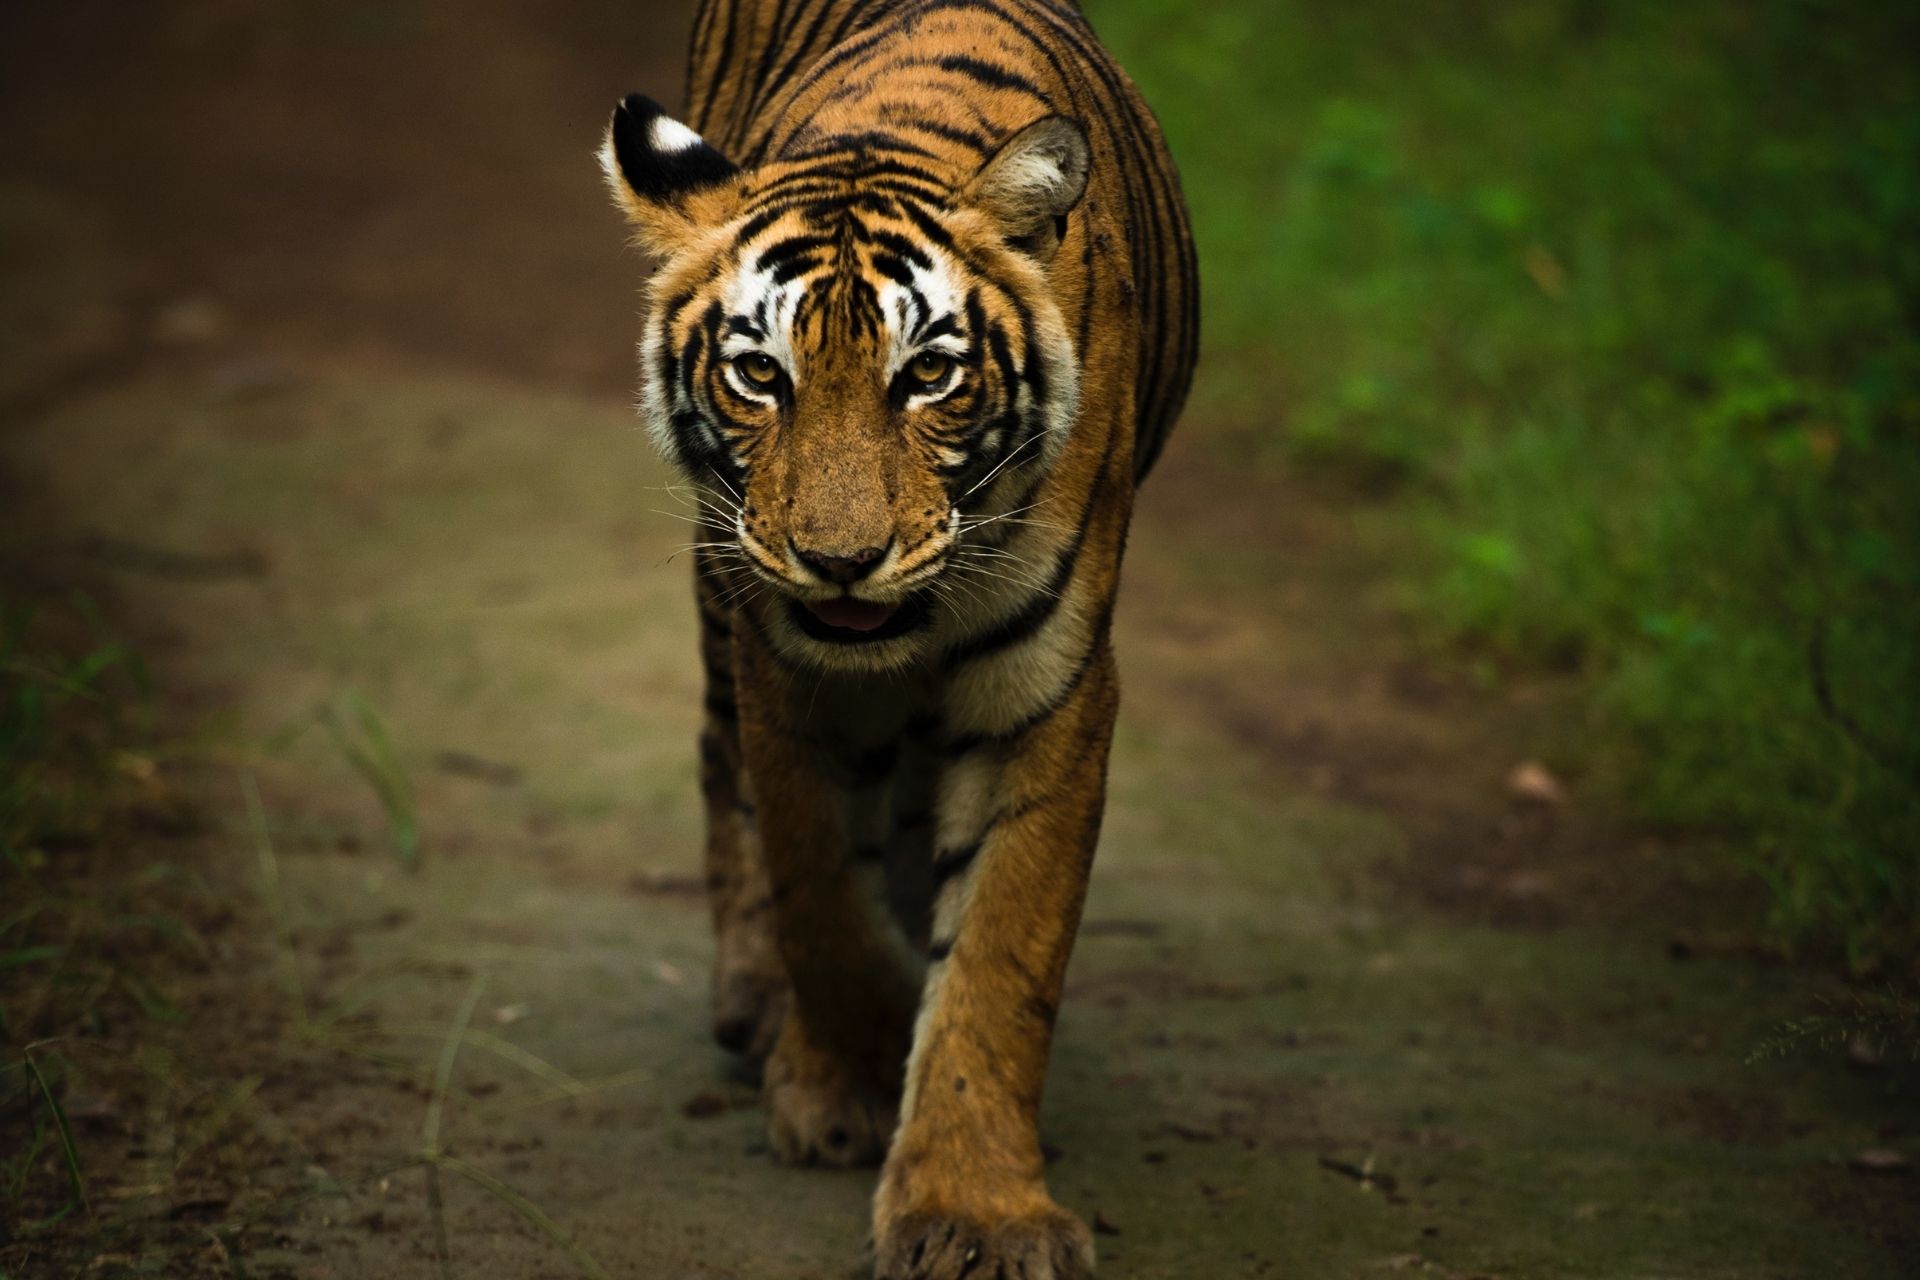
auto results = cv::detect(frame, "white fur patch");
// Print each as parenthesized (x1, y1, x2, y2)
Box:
(648, 114, 705, 154)
(877, 254, 968, 395)
(993, 148, 1078, 214)
(943, 591, 1090, 740)
(721, 258, 809, 389)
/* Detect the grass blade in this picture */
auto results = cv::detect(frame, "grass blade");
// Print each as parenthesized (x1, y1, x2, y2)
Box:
(24, 1049, 90, 1219)
(436, 1154, 612, 1280)
(242, 772, 306, 1027)
(384, 1022, 583, 1093)
(320, 691, 420, 871)
(421, 976, 483, 1279)
(423, 976, 485, 1155)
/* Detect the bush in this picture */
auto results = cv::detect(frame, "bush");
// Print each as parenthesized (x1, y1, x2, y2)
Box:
(1094, 0, 1920, 965)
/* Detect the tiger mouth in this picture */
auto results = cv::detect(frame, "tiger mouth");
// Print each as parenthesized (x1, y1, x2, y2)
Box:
(789, 591, 932, 644)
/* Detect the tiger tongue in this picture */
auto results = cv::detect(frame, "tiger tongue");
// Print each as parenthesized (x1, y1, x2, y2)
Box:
(805, 597, 898, 632)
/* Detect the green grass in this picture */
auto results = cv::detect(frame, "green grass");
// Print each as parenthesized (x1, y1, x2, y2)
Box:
(1, 595, 163, 1246)
(318, 690, 422, 872)
(1092, 0, 1920, 967)
(1, 597, 151, 869)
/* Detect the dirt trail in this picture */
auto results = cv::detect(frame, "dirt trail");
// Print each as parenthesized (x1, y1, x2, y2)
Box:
(4, 4, 1916, 1278)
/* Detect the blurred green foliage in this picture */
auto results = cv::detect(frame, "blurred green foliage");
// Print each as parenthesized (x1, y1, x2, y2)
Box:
(1094, 0, 1920, 966)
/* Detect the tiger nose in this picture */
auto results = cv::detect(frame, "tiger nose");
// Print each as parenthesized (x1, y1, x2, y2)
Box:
(792, 539, 889, 585)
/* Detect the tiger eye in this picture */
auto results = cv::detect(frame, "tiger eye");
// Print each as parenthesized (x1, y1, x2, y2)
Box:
(735, 353, 781, 386)
(908, 351, 954, 386)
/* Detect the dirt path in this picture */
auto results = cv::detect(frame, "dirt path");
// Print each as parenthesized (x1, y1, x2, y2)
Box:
(4, 4, 1916, 1277)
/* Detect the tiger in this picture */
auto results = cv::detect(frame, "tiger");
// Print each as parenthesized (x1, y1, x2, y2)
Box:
(600, 0, 1196, 1274)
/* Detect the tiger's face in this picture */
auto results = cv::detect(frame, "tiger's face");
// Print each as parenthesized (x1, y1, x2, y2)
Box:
(603, 97, 1089, 671)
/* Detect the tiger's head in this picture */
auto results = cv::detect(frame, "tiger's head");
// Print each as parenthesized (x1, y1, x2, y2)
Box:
(601, 95, 1089, 671)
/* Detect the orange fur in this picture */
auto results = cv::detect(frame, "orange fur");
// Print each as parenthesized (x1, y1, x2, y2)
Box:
(603, 2, 1195, 1274)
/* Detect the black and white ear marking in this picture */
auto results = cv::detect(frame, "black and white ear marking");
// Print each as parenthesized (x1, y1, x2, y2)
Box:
(967, 115, 1091, 260)
(600, 94, 738, 221)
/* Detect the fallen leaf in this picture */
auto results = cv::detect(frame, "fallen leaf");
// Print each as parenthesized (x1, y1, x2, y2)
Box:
(1850, 1149, 1910, 1174)
(1506, 761, 1566, 805)
(1093, 1211, 1121, 1236)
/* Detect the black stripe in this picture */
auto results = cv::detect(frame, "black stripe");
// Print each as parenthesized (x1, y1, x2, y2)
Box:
(883, 111, 991, 154)
(871, 252, 917, 287)
(768, 253, 821, 287)
(757, 0, 847, 127)
(752, 233, 834, 272)
(898, 199, 958, 253)
(740, 0, 814, 133)
(931, 839, 983, 888)
(869, 229, 934, 272)
(786, 130, 941, 162)
(941, 557, 1072, 663)
(686, 0, 739, 128)
(734, 204, 791, 246)
(933, 54, 1050, 102)
(946, 621, 1108, 756)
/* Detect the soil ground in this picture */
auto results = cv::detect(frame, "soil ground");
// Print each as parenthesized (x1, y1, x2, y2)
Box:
(3, 3, 1916, 1277)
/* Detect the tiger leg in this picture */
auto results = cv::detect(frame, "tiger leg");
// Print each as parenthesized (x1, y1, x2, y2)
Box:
(694, 555, 787, 1063)
(872, 649, 1118, 1280)
(736, 626, 925, 1168)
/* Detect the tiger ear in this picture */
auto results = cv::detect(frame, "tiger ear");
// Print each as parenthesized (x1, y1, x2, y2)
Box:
(963, 115, 1091, 261)
(599, 94, 741, 253)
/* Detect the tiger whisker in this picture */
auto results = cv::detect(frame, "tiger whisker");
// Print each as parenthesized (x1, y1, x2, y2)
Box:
(647, 507, 722, 528)
(952, 544, 1024, 562)
(648, 482, 743, 525)
(960, 431, 1047, 500)
(715, 575, 771, 610)
(949, 560, 1057, 598)
(666, 542, 747, 563)
(958, 496, 1060, 530)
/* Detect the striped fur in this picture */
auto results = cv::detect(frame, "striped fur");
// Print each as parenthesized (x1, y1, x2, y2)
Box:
(603, 2, 1195, 1274)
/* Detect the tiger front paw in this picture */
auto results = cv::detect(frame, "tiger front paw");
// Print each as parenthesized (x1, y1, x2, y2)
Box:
(763, 1014, 897, 1167)
(873, 1204, 1094, 1280)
